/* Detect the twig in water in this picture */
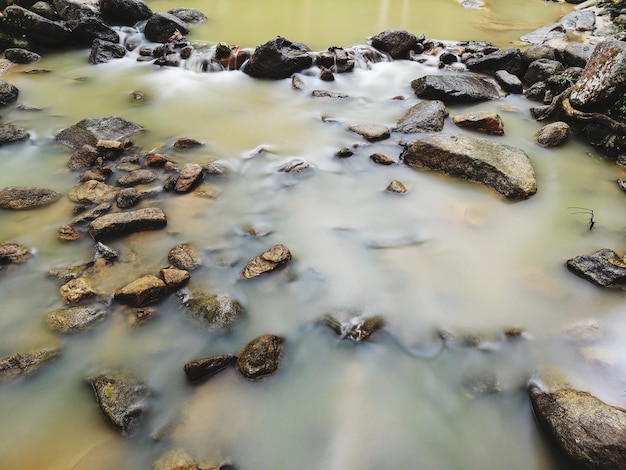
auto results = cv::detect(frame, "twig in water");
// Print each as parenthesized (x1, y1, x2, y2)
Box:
(568, 207, 595, 230)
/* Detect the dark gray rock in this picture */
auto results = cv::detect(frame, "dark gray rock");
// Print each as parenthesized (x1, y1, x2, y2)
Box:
(393, 100, 448, 133)
(46, 305, 107, 333)
(561, 10, 596, 32)
(55, 116, 142, 150)
(70, 17, 120, 46)
(4, 48, 40, 64)
(566, 249, 626, 288)
(494, 70, 523, 94)
(411, 75, 502, 103)
(174, 163, 203, 192)
(31, 1, 57, 20)
(168, 243, 201, 270)
(88, 370, 149, 435)
(236, 334, 283, 380)
(0, 186, 60, 209)
(0, 347, 60, 381)
(529, 384, 626, 469)
(144, 13, 190, 43)
(89, 38, 126, 64)
(401, 134, 537, 199)
(464, 48, 523, 76)
(88, 207, 167, 240)
(563, 42, 595, 68)
(520, 23, 567, 46)
(535, 121, 570, 147)
(52, 0, 99, 20)
(114, 275, 168, 307)
(1, 6, 71, 47)
(99, 0, 152, 25)
(0, 123, 29, 145)
(184, 354, 237, 383)
(116, 187, 141, 208)
(370, 29, 421, 59)
(0, 80, 19, 106)
(0, 242, 31, 266)
(177, 288, 243, 332)
(523, 59, 564, 86)
(167, 8, 206, 23)
(117, 169, 157, 186)
(93, 241, 118, 261)
(315, 47, 354, 73)
(240, 244, 292, 279)
(244, 36, 313, 80)
(521, 45, 556, 65)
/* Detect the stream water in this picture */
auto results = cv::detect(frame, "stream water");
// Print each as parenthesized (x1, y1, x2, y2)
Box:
(2, 0, 626, 469)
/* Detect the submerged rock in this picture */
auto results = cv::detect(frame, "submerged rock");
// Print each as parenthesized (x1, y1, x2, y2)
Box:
(168, 243, 201, 270)
(0, 242, 31, 266)
(46, 305, 107, 333)
(324, 315, 385, 341)
(401, 134, 537, 199)
(393, 100, 448, 134)
(55, 116, 142, 150)
(244, 36, 313, 79)
(59, 277, 97, 304)
(178, 288, 243, 332)
(114, 275, 168, 307)
(184, 354, 237, 383)
(566, 249, 626, 289)
(240, 244, 292, 279)
(411, 75, 502, 103)
(0, 346, 60, 381)
(88, 207, 167, 240)
(68, 181, 116, 204)
(0, 186, 60, 209)
(88, 370, 149, 435)
(236, 334, 283, 380)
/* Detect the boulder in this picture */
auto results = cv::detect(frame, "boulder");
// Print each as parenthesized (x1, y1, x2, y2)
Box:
(464, 48, 523, 76)
(177, 288, 243, 332)
(116, 187, 141, 208)
(1, 6, 71, 47)
(99, 0, 153, 25)
(0, 186, 60, 209)
(69, 144, 100, 170)
(347, 124, 390, 142)
(566, 249, 626, 288)
(0, 124, 29, 145)
(570, 39, 626, 111)
(174, 163, 203, 192)
(59, 277, 97, 303)
(117, 169, 157, 186)
(114, 275, 168, 307)
(68, 181, 116, 203)
(70, 17, 119, 46)
(236, 334, 283, 380)
(324, 315, 385, 341)
(535, 121, 570, 147)
(168, 243, 201, 270)
(4, 48, 40, 64)
(89, 38, 126, 64)
(401, 134, 537, 199)
(55, 116, 142, 150)
(46, 305, 107, 333)
(315, 47, 354, 73)
(393, 100, 448, 133)
(184, 354, 237, 383)
(0, 347, 60, 381)
(89, 207, 167, 240)
(560, 9, 596, 32)
(452, 111, 504, 135)
(411, 75, 502, 103)
(494, 70, 523, 94)
(529, 384, 626, 469)
(240, 244, 292, 279)
(0, 242, 31, 266)
(0, 80, 19, 107)
(88, 370, 149, 435)
(52, 0, 99, 20)
(370, 29, 422, 59)
(523, 59, 564, 86)
(244, 36, 313, 79)
(563, 42, 595, 68)
(144, 13, 190, 43)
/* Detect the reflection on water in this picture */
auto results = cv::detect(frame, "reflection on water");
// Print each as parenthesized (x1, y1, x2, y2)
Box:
(2, 0, 626, 469)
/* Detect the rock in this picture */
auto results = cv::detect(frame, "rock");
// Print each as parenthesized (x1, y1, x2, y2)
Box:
(464, 48, 523, 76)
(494, 70, 523, 94)
(244, 36, 313, 80)
(529, 384, 626, 469)
(58, 224, 80, 241)
(0, 186, 60, 209)
(370, 29, 421, 59)
(60, 277, 97, 303)
(89, 39, 126, 64)
(173, 137, 202, 149)
(535, 121, 570, 147)
(116, 187, 141, 208)
(347, 124, 390, 142)
(46, 305, 107, 333)
(1, 6, 71, 47)
(31, 1, 57, 20)
(144, 12, 190, 43)
(370, 153, 396, 165)
(168, 243, 201, 270)
(159, 267, 190, 288)
(69, 144, 100, 170)
(561, 9, 596, 32)
(177, 288, 243, 332)
(88, 370, 149, 435)
(240, 244, 292, 279)
(324, 314, 385, 341)
(312, 90, 349, 99)
(393, 100, 448, 133)
(452, 111, 504, 135)
(117, 169, 157, 186)
(146, 153, 169, 166)
(127, 306, 157, 326)
(52, 0, 99, 20)
(89, 207, 167, 240)
(236, 334, 283, 380)
(570, 39, 626, 111)
(55, 116, 142, 150)
(68, 181, 116, 204)
(0, 80, 19, 106)
(0, 242, 31, 266)
(0, 123, 29, 145)
(401, 134, 537, 199)
(563, 42, 595, 68)
(522, 45, 556, 65)
(315, 47, 354, 73)
(93, 242, 118, 261)
(411, 75, 502, 103)
(72, 202, 111, 224)
(71, 17, 119, 46)
(114, 275, 168, 307)
(566, 249, 626, 288)
(277, 158, 311, 173)
(385, 180, 408, 193)
(99, 0, 153, 25)
(520, 23, 567, 46)
(0, 347, 60, 381)
(168, 8, 207, 23)
(4, 48, 40, 64)
(523, 59, 564, 86)
(174, 163, 203, 192)
(184, 354, 237, 383)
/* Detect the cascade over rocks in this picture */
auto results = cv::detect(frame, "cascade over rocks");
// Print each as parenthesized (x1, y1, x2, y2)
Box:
(401, 134, 537, 199)
(411, 74, 503, 102)
(243, 36, 313, 80)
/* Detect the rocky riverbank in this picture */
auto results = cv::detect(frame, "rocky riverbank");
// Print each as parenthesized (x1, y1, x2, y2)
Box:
(2, 0, 626, 469)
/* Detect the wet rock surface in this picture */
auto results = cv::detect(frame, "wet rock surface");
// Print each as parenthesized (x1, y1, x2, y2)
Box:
(347, 124, 391, 142)
(114, 275, 168, 307)
(168, 243, 201, 270)
(452, 111, 504, 135)
(566, 249, 626, 288)
(59, 277, 97, 304)
(0, 347, 60, 381)
(46, 305, 107, 333)
(0, 186, 60, 209)
(236, 334, 283, 380)
(55, 116, 142, 150)
(535, 121, 570, 147)
(411, 75, 502, 102)
(178, 288, 243, 332)
(393, 100, 448, 133)
(240, 244, 292, 279)
(89, 207, 167, 240)
(174, 163, 204, 192)
(184, 354, 237, 383)
(324, 315, 385, 341)
(0, 242, 31, 266)
(244, 36, 313, 79)
(370, 29, 422, 59)
(0, 123, 29, 145)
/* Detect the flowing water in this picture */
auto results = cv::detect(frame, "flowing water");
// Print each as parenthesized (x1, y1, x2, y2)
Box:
(2, 0, 626, 469)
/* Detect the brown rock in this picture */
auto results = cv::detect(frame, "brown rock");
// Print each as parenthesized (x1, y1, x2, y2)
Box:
(58, 225, 80, 241)
(88, 207, 167, 240)
(68, 180, 116, 204)
(236, 334, 283, 380)
(117, 169, 157, 187)
(184, 354, 237, 383)
(386, 180, 408, 193)
(146, 153, 170, 166)
(0, 186, 60, 209)
(0, 242, 31, 266)
(128, 307, 157, 326)
(60, 277, 97, 304)
(168, 243, 201, 270)
(114, 275, 168, 307)
(160, 267, 190, 288)
(370, 153, 396, 165)
(69, 144, 100, 170)
(173, 137, 202, 149)
(0, 347, 60, 381)
(535, 121, 570, 147)
(347, 124, 391, 142)
(452, 111, 505, 135)
(240, 244, 292, 279)
(174, 163, 203, 192)
(46, 305, 107, 333)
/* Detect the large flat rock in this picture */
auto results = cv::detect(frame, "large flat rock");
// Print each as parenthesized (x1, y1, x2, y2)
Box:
(88, 207, 167, 240)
